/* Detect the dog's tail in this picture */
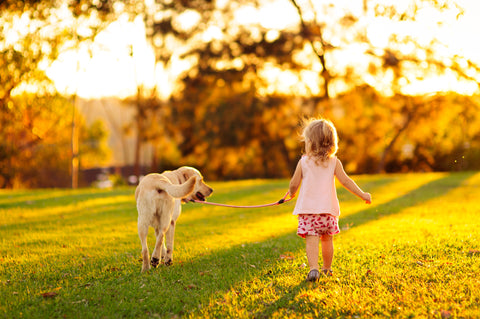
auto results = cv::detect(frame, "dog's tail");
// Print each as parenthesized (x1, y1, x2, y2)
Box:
(162, 176, 196, 198)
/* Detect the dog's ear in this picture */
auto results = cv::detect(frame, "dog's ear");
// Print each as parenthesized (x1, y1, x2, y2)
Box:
(178, 167, 191, 183)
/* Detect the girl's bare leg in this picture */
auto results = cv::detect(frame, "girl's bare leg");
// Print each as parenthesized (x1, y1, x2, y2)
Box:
(321, 234, 334, 270)
(305, 235, 320, 270)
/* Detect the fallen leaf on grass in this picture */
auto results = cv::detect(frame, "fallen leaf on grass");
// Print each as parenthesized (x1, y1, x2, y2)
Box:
(40, 286, 62, 298)
(41, 292, 58, 298)
(467, 250, 480, 256)
(280, 252, 295, 260)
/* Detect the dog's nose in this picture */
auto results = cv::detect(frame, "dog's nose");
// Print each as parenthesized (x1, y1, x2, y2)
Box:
(208, 188, 213, 194)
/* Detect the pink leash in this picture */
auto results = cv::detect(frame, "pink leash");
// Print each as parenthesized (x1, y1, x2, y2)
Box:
(191, 191, 293, 208)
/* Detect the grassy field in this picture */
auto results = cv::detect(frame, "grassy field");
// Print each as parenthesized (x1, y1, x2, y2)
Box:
(1, 172, 480, 318)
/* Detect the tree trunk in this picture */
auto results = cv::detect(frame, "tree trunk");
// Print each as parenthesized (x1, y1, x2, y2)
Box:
(290, 0, 331, 100)
(133, 113, 142, 179)
(377, 112, 413, 173)
(71, 94, 79, 189)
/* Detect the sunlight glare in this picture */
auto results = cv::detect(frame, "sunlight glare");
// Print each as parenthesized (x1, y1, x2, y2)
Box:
(42, 0, 480, 98)
(48, 15, 155, 99)
(174, 9, 201, 33)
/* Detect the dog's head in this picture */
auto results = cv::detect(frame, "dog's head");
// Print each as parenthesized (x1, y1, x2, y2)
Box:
(176, 166, 213, 203)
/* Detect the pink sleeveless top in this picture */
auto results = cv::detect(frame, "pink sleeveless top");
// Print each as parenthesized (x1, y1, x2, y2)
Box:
(293, 155, 340, 217)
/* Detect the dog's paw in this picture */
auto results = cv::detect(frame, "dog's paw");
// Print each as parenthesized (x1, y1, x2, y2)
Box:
(164, 258, 173, 266)
(151, 257, 160, 268)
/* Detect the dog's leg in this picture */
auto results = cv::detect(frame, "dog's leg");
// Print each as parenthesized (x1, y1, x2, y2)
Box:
(160, 242, 167, 263)
(164, 200, 181, 266)
(164, 220, 175, 266)
(151, 226, 169, 268)
(150, 228, 164, 268)
(151, 200, 173, 267)
(138, 223, 150, 273)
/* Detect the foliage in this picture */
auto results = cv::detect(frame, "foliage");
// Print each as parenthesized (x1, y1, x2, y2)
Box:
(0, 93, 71, 188)
(165, 78, 480, 178)
(0, 93, 110, 188)
(316, 88, 480, 174)
(168, 70, 301, 180)
(0, 0, 114, 188)
(140, 0, 480, 178)
(1, 172, 480, 317)
(2, 0, 480, 185)
(0, 5, 61, 182)
(79, 119, 111, 170)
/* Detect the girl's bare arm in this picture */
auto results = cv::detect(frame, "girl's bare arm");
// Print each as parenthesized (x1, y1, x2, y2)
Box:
(334, 158, 371, 203)
(289, 160, 302, 198)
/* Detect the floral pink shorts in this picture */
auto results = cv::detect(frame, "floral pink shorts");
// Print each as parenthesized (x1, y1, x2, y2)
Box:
(297, 214, 340, 238)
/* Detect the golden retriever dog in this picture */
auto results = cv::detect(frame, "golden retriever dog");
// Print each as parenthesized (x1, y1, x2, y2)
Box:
(135, 166, 213, 272)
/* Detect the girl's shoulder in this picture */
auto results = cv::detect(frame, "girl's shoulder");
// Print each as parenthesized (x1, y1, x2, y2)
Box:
(300, 154, 309, 162)
(302, 155, 337, 167)
(329, 155, 338, 167)
(331, 155, 340, 165)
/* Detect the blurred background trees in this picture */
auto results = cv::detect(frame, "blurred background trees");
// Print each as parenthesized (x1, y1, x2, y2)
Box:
(0, 0, 111, 187)
(1, 0, 479, 188)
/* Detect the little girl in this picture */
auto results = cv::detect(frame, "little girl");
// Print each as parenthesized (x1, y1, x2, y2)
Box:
(289, 118, 371, 282)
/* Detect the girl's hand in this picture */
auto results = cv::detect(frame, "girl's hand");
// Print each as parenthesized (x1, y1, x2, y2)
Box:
(363, 192, 372, 204)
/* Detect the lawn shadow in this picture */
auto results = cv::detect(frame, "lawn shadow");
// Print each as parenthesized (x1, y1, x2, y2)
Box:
(105, 173, 475, 316)
(4, 173, 476, 318)
(108, 172, 476, 317)
(0, 200, 136, 241)
(0, 187, 134, 209)
(4, 229, 306, 318)
(251, 281, 307, 319)
(135, 231, 304, 316)
(339, 171, 475, 230)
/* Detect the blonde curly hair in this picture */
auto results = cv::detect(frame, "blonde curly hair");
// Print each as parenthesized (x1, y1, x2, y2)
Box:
(301, 118, 338, 165)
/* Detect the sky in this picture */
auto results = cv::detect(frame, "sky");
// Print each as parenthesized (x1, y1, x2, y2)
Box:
(46, 0, 480, 99)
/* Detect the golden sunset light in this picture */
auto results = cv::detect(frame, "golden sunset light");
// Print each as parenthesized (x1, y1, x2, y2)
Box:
(44, 0, 480, 99)
(2, 0, 480, 189)
(2, 2, 480, 318)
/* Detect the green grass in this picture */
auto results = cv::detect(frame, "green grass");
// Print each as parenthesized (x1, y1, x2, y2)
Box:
(1, 172, 479, 318)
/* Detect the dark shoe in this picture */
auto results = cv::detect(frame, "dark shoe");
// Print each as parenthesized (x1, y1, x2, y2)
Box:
(306, 269, 320, 282)
(322, 269, 333, 276)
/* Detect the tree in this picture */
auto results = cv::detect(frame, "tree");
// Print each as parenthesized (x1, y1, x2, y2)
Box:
(0, 1, 113, 187)
(130, 0, 224, 177)
(362, 1, 479, 172)
(289, 0, 333, 100)
(0, 92, 110, 188)
(110, 0, 480, 177)
(287, 0, 480, 173)
(1, 5, 63, 187)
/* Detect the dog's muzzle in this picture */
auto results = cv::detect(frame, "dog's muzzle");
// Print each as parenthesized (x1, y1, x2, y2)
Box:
(195, 192, 206, 201)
